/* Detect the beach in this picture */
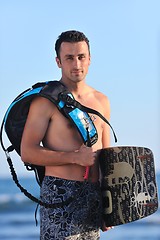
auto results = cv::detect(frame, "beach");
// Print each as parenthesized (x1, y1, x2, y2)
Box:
(0, 174, 159, 240)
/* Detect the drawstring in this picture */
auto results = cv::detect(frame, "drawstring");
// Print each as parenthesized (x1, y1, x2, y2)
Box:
(83, 127, 92, 180)
(35, 203, 40, 226)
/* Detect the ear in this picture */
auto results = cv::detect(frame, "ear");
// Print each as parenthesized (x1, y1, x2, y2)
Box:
(88, 55, 91, 66)
(56, 57, 62, 68)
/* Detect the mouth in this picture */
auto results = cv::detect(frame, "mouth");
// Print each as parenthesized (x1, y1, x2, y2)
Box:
(71, 70, 83, 75)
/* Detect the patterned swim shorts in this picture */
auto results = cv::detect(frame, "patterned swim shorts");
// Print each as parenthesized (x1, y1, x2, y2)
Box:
(40, 176, 102, 240)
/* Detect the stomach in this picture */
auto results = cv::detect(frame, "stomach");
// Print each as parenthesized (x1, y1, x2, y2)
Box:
(45, 164, 86, 181)
(45, 154, 100, 182)
(43, 115, 103, 182)
(44, 139, 102, 182)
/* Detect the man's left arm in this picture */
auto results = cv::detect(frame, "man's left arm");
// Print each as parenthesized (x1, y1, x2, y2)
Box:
(100, 95, 114, 231)
(102, 95, 111, 148)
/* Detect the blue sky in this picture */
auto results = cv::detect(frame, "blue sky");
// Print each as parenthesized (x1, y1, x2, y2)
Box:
(0, 0, 159, 177)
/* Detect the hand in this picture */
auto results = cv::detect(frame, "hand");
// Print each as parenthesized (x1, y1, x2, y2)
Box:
(101, 226, 114, 232)
(75, 144, 97, 167)
(101, 221, 114, 232)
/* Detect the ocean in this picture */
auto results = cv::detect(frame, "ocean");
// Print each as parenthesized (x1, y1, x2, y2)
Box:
(0, 173, 160, 240)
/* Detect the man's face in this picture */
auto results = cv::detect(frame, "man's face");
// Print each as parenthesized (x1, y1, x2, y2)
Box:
(56, 41, 90, 83)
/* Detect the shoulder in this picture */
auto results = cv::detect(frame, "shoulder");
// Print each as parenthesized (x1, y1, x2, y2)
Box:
(93, 88, 110, 106)
(92, 88, 110, 118)
(29, 96, 56, 117)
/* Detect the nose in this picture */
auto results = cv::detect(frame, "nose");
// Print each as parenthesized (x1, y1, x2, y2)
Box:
(73, 57, 80, 69)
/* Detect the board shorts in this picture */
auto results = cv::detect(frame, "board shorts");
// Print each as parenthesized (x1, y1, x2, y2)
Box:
(40, 176, 102, 240)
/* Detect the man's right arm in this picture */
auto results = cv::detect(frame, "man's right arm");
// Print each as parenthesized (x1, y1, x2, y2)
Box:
(20, 97, 95, 167)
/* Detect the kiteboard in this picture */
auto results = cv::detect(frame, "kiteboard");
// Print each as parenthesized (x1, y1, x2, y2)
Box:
(99, 146, 159, 227)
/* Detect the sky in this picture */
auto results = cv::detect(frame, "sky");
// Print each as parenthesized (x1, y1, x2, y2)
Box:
(0, 0, 159, 178)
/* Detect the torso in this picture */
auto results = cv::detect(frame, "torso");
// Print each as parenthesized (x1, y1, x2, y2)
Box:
(43, 87, 106, 182)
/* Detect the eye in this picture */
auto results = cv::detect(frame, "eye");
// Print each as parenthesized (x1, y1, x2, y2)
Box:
(78, 55, 85, 60)
(67, 57, 73, 60)
(66, 55, 74, 60)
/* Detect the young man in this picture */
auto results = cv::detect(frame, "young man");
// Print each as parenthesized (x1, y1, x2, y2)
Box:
(21, 30, 111, 239)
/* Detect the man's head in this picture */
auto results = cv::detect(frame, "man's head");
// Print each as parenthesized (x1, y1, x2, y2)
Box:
(55, 30, 90, 60)
(55, 30, 91, 84)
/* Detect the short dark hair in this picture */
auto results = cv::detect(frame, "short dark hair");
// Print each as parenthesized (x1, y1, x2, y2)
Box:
(55, 30, 90, 59)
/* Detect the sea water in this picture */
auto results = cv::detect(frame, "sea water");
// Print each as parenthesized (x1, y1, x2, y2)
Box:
(0, 174, 160, 240)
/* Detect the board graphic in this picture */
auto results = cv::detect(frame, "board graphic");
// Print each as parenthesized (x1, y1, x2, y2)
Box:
(99, 146, 159, 226)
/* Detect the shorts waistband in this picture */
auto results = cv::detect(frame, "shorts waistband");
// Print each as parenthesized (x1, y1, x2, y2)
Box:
(43, 175, 100, 187)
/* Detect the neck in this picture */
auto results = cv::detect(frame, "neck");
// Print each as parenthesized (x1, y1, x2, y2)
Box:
(60, 78, 87, 96)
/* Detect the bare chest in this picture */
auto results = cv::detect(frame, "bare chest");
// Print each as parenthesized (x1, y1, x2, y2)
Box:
(43, 103, 104, 150)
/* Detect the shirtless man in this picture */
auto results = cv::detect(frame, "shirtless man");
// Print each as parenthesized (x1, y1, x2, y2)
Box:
(21, 30, 111, 239)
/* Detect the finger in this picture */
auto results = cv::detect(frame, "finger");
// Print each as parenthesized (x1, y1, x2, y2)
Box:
(106, 226, 114, 231)
(101, 223, 114, 232)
